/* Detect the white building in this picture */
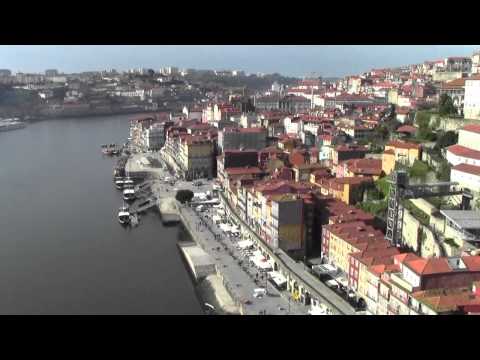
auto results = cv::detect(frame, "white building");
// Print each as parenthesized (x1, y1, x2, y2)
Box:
(458, 124, 480, 152)
(464, 76, 480, 120)
(451, 163, 480, 193)
(471, 52, 480, 74)
(446, 145, 480, 167)
(283, 116, 301, 135)
(161, 67, 178, 75)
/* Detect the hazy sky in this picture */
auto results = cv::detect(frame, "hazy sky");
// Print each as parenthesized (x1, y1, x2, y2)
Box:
(0, 45, 479, 78)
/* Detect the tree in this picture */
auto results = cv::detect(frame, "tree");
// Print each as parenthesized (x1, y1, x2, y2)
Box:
(175, 189, 194, 204)
(434, 130, 458, 151)
(436, 159, 451, 182)
(438, 94, 456, 116)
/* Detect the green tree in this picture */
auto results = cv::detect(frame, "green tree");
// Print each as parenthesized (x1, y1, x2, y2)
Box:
(175, 189, 194, 204)
(434, 131, 458, 151)
(415, 111, 437, 141)
(438, 94, 456, 116)
(436, 159, 451, 181)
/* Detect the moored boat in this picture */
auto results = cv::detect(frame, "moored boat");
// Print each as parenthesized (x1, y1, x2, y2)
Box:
(115, 178, 125, 189)
(118, 204, 131, 225)
(123, 187, 136, 201)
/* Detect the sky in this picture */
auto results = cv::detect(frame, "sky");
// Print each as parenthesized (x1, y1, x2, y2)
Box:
(0, 45, 479, 78)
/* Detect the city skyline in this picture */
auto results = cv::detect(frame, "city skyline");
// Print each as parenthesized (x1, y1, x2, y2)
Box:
(0, 45, 479, 78)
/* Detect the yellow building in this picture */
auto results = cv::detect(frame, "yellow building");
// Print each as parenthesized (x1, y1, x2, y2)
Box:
(387, 89, 399, 105)
(318, 176, 372, 206)
(323, 221, 387, 274)
(179, 136, 214, 180)
(382, 140, 422, 175)
(348, 248, 400, 314)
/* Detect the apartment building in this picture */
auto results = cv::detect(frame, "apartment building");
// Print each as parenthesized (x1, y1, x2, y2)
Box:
(218, 127, 267, 153)
(321, 221, 387, 274)
(382, 140, 422, 175)
(464, 76, 480, 120)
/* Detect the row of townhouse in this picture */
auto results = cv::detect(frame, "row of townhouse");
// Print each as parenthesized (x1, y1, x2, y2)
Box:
(163, 124, 216, 180)
(321, 213, 480, 315)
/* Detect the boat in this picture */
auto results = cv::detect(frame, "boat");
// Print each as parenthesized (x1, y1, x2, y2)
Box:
(123, 187, 136, 201)
(118, 204, 131, 225)
(0, 119, 27, 132)
(115, 178, 125, 189)
(123, 177, 134, 187)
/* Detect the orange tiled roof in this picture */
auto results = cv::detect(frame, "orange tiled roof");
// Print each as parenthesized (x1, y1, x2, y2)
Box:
(386, 140, 421, 150)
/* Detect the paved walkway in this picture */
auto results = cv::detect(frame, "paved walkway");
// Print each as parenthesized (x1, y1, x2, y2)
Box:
(131, 153, 325, 315)
(179, 204, 310, 315)
(218, 191, 357, 315)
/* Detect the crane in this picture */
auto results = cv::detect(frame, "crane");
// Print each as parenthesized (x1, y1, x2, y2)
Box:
(385, 170, 473, 247)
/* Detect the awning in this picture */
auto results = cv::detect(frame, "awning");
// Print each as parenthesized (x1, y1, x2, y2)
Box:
(268, 271, 287, 287)
(219, 223, 232, 232)
(325, 279, 338, 287)
(334, 276, 349, 288)
(251, 250, 272, 270)
(237, 239, 254, 249)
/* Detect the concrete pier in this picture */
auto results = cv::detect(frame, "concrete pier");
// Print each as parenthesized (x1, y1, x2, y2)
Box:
(158, 197, 180, 224)
(178, 242, 216, 281)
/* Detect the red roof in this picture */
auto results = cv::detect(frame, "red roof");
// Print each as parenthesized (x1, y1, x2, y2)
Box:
(405, 258, 452, 275)
(394, 253, 420, 265)
(335, 145, 368, 153)
(369, 263, 401, 276)
(226, 167, 262, 176)
(344, 158, 382, 176)
(405, 256, 480, 276)
(462, 256, 480, 271)
(441, 78, 466, 89)
(396, 125, 417, 134)
(452, 163, 480, 176)
(447, 144, 480, 160)
(396, 107, 410, 115)
(386, 140, 421, 150)
(461, 124, 480, 134)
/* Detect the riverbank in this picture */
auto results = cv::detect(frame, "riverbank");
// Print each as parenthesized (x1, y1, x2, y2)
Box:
(7, 109, 171, 123)
(119, 148, 240, 315)
(197, 275, 241, 315)
(178, 239, 240, 315)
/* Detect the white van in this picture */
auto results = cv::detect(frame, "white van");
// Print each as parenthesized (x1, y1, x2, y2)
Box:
(253, 288, 267, 298)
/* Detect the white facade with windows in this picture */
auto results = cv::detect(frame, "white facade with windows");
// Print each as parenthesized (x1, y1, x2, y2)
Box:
(464, 78, 480, 120)
(451, 167, 480, 192)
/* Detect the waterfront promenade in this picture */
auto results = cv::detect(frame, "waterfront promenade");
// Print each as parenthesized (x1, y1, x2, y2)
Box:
(128, 150, 337, 314)
(144, 156, 310, 314)
(218, 191, 357, 315)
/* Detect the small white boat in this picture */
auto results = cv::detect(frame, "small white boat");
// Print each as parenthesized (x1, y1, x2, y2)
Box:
(123, 188, 136, 201)
(115, 179, 125, 189)
(123, 177, 134, 187)
(118, 204, 131, 225)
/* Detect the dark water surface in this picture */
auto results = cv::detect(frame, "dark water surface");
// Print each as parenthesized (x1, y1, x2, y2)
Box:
(0, 115, 202, 314)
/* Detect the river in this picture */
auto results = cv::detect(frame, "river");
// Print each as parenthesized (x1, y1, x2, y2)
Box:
(0, 115, 202, 314)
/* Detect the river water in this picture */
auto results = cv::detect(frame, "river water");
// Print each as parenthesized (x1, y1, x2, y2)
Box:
(0, 115, 202, 314)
